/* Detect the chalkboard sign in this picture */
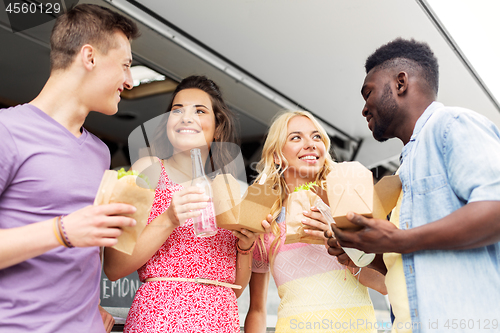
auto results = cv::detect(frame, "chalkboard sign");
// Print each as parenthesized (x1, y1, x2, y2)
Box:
(100, 268, 142, 308)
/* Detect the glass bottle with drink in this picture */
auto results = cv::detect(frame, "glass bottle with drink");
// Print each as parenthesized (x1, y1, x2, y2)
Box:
(190, 148, 218, 237)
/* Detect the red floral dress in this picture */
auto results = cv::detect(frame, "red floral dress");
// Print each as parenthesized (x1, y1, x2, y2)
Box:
(124, 163, 239, 333)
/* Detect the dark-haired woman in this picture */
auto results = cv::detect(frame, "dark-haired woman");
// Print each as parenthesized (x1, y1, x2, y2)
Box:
(104, 76, 257, 333)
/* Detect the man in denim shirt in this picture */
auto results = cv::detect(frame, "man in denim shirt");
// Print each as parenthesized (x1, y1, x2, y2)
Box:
(328, 38, 500, 332)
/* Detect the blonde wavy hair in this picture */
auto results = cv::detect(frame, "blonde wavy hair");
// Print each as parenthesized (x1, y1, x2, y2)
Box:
(255, 110, 336, 269)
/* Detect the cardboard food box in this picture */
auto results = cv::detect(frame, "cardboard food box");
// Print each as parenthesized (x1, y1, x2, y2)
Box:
(326, 161, 401, 229)
(94, 170, 155, 255)
(212, 174, 279, 233)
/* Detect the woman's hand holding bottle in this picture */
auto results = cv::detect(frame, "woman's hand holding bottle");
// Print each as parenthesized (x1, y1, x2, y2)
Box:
(164, 186, 209, 228)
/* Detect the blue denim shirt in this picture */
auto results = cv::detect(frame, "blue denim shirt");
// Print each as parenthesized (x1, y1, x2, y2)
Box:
(398, 102, 500, 332)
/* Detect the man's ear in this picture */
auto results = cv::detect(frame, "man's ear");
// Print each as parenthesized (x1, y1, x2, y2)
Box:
(396, 72, 409, 95)
(81, 44, 96, 71)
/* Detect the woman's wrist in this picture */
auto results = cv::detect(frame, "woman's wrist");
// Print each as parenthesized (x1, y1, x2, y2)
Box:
(155, 211, 178, 232)
(237, 240, 256, 254)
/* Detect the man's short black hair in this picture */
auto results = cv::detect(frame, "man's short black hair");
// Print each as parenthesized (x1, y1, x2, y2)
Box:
(365, 38, 439, 94)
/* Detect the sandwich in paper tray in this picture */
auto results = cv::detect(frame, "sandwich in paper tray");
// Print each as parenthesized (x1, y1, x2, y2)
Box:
(284, 182, 329, 245)
(93, 168, 155, 255)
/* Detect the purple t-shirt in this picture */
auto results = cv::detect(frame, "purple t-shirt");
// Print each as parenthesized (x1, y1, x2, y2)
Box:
(0, 104, 110, 332)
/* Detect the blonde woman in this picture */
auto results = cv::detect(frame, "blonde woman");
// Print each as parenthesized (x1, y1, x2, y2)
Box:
(245, 111, 387, 333)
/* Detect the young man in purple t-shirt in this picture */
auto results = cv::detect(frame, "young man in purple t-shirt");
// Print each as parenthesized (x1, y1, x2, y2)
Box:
(0, 4, 140, 332)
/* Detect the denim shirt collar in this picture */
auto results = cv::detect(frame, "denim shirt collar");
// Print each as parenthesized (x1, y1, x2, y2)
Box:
(400, 101, 443, 163)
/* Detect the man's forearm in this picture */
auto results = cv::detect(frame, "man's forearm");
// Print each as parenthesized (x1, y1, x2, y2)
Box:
(0, 219, 59, 270)
(401, 201, 500, 253)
